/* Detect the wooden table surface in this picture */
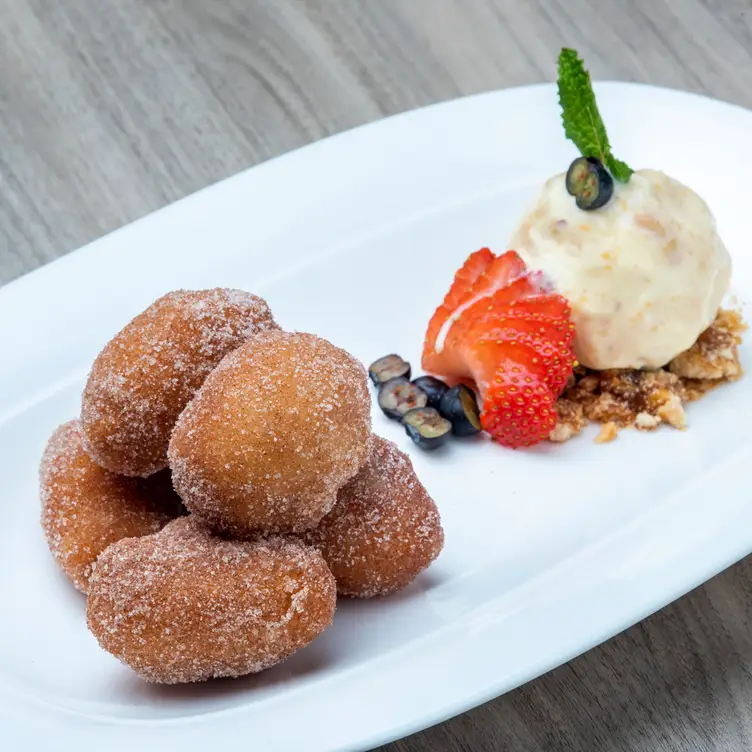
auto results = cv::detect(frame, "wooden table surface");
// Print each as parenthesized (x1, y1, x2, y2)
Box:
(3, 1, 752, 750)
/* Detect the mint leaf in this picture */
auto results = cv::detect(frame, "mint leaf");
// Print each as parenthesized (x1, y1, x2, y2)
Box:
(557, 48, 633, 182)
(606, 155, 633, 183)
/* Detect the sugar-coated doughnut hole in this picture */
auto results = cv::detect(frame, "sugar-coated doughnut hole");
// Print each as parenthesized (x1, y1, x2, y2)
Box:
(40, 420, 184, 593)
(169, 330, 371, 536)
(86, 516, 337, 684)
(304, 435, 444, 598)
(81, 288, 278, 478)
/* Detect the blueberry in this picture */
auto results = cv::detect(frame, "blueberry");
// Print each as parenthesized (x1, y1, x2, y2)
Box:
(411, 376, 449, 410)
(439, 385, 481, 436)
(403, 407, 452, 451)
(378, 378, 427, 420)
(368, 354, 411, 387)
(565, 156, 613, 211)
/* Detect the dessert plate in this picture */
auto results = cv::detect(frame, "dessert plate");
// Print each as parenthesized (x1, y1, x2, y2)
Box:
(1, 82, 751, 752)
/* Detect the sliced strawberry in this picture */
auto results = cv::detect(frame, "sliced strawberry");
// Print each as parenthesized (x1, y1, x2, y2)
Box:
(479, 327, 575, 397)
(423, 248, 493, 374)
(463, 335, 551, 392)
(464, 251, 528, 301)
(480, 371, 557, 448)
(424, 249, 521, 366)
(421, 247, 576, 448)
(480, 293, 571, 325)
(503, 309, 576, 395)
(443, 247, 495, 311)
(458, 294, 576, 395)
(423, 267, 548, 377)
(458, 335, 557, 447)
(447, 278, 555, 349)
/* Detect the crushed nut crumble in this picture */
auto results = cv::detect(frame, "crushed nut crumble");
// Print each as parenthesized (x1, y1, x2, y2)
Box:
(550, 309, 746, 443)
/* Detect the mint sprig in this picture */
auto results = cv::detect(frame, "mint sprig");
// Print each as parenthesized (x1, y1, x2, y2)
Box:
(557, 48, 633, 183)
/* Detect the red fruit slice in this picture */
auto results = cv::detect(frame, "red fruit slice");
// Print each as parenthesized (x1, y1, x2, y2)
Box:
(462, 335, 558, 446)
(476, 326, 575, 397)
(480, 370, 558, 449)
(423, 249, 493, 375)
(462, 334, 550, 394)
(421, 247, 576, 448)
(423, 254, 548, 377)
(446, 278, 554, 350)
(454, 293, 576, 396)
(443, 247, 495, 311)
(477, 293, 571, 325)
(464, 251, 528, 301)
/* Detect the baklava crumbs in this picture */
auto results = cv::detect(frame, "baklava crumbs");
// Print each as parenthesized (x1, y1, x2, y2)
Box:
(550, 309, 746, 443)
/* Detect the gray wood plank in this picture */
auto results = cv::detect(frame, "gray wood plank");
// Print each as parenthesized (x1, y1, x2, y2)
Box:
(2, 1, 752, 750)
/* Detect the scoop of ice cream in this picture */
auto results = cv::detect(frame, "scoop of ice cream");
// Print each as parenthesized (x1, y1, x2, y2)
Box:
(509, 169, 732, 370)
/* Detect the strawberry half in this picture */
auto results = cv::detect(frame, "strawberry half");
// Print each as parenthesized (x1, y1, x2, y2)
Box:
(421, 248, 576, 449)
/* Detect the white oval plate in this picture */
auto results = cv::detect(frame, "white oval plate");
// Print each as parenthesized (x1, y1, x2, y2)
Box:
(2, 82, 752, 752)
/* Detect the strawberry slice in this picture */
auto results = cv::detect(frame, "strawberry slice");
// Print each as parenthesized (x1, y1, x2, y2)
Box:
(478, 293, 571, 325)
(475, 325, 575, 398)
(424, 248, 518, 361)
(460, 337, 558, 446)
(443, 247, 495, 311)
(423, 249, 493, 379)
(464, 251, 528, 301)
(502, 317, 575, 396)
(427, 283, 572, 397)
(421, 248, 577, 449)
(463, 334, 548, 390)
(445, 279, 554, 353)
(423, 251, 546, 376)
(472, 328, 563, 387)
(474, 301, 577, 397)
(481, 370, 558, 448)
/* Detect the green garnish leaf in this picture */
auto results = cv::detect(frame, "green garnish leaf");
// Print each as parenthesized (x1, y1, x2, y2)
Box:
(557, 48, 633, 183)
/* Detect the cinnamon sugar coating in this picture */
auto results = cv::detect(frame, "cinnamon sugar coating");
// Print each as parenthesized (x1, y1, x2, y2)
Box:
(303, 435, 444, 598)
(40, 420, 184, 593)
(169, 331, 372, 536)
(81, 289, 278, 477)
(86, 516, 336, 684)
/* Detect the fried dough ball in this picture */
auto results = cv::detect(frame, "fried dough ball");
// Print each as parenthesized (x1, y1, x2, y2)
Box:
(169, 330, 371, 536)
(303, 435, 444, 598)
(86, 516, 336, 684)
(40, 420, 184, 593)
(81, 289, 278, 478)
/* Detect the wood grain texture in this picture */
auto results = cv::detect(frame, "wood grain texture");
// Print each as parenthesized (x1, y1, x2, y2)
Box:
(2, 1, 752, 750)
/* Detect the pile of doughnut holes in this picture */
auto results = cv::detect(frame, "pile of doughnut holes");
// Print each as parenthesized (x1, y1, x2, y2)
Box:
(39, 288, 444, 684)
